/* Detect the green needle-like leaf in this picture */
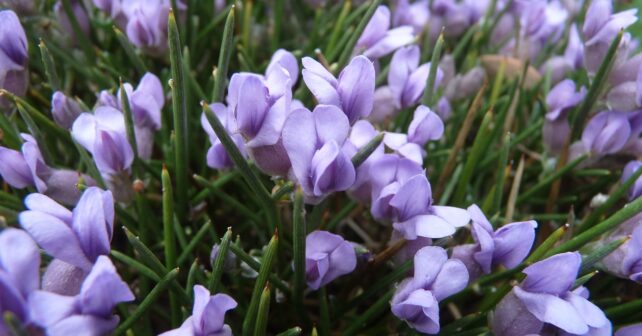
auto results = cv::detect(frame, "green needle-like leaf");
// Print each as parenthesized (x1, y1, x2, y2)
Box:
(114, 268, 180, 336)
(546, 194, 642, 256)
(336, 0, 383, 70)
(38, 40, 60, 92)
(581, 163, 642, 232)
(517, 154, 589, 204)
(202, 102, 278, 232)
(275, 327, 303, 336)
(580, 236, 629, 274)
(453, 109, 495, 206)
(213, 6, 236, 102)
(422, 31, 444, 107)
(209, 227, 232, 293)
(570, 30, 624, 139)
(292, 189, 306, 323)
(351, 133, 384, 168)
(243, 232, 279, 336)
(176, 219, 212, 265)
(113, 27, 147, 75)
(119, 80, 139, 159)
(254, 284, 272, 336)
(168, 10, 190, 223)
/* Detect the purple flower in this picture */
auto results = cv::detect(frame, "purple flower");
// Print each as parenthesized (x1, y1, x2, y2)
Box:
(224, 50, 298, 176)
(122, 0, 179, 55)
(93, 0, 122, 18)
(543, 23, 585, 83)
(582, 0, 638, 73)
(582, 110, 632, 155)
(601, 225, 642, 283)
(160, 285, 236, 336)
(388, 45, 433, 109)
(302, 55, 375, 124)
(622, 160, 642, 200)
(356, 5, 415, 59)
(210, 243, 237, 272)
(543, 80, 586, 153)
(282, 105, 356, 204)
(370, 165, 469, 239)
(95, 73, 163, 160)
(443, 67, 485, 101)
(428, 0, 485, 40)
(344, 120, 385, 203)
(201, 103, 248, 170)
(606, 60, 642, 112)
(305, 230, 357, 290)
(230, 74, 292, 176)
(383, 132, 424, 164)
(72, 107, 136, 201)
(492, 252, 612, 336)
(0, 228, 40, 334)
(19, 187, 114, 295)
(54, 0, 90, 44)
(0, 9, 28, 108)
(391, 246, 468, 334)
(392, 0, 429, 34)
(28, 256, 134, 336)
(617, 323, 642, 336)
(452, 204, 537, 280)
(407, 105, 444, 146)
(52, 91, 83, 129)
(546, 80, 587, 122)
(0, 134, 92, 205)
(118, 73, 164, 130)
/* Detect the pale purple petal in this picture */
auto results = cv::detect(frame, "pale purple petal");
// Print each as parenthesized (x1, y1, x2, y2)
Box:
(28, 290, 77, 329)
(389, 174, 432, 221)
(282, 108, 316, 194)
(430, 259, 469, 301)
(0, 228, 39, 296)
(313, 104, 350, 145)
(310, 140, 356, 196)
(48, 315, 119, 336)
(363, 26, 415, 59)
(493, 220, 537, 269)
(492, 290, 544, 336)
(267, 49, 299, 85)
(79, 256, 134, 317)
(521, 252, 581, 295)
(514, 286, 588, 335)
(407, 105, 444, 145)
(337, 55, 375, 123)
(19, 210, 93, 270)
(0, 146, 32, 188)
(616, 324, 642, 336)
(412, 246, 447, 287)
(235, 76, 270, 139)
(72, 187, 113, 261)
